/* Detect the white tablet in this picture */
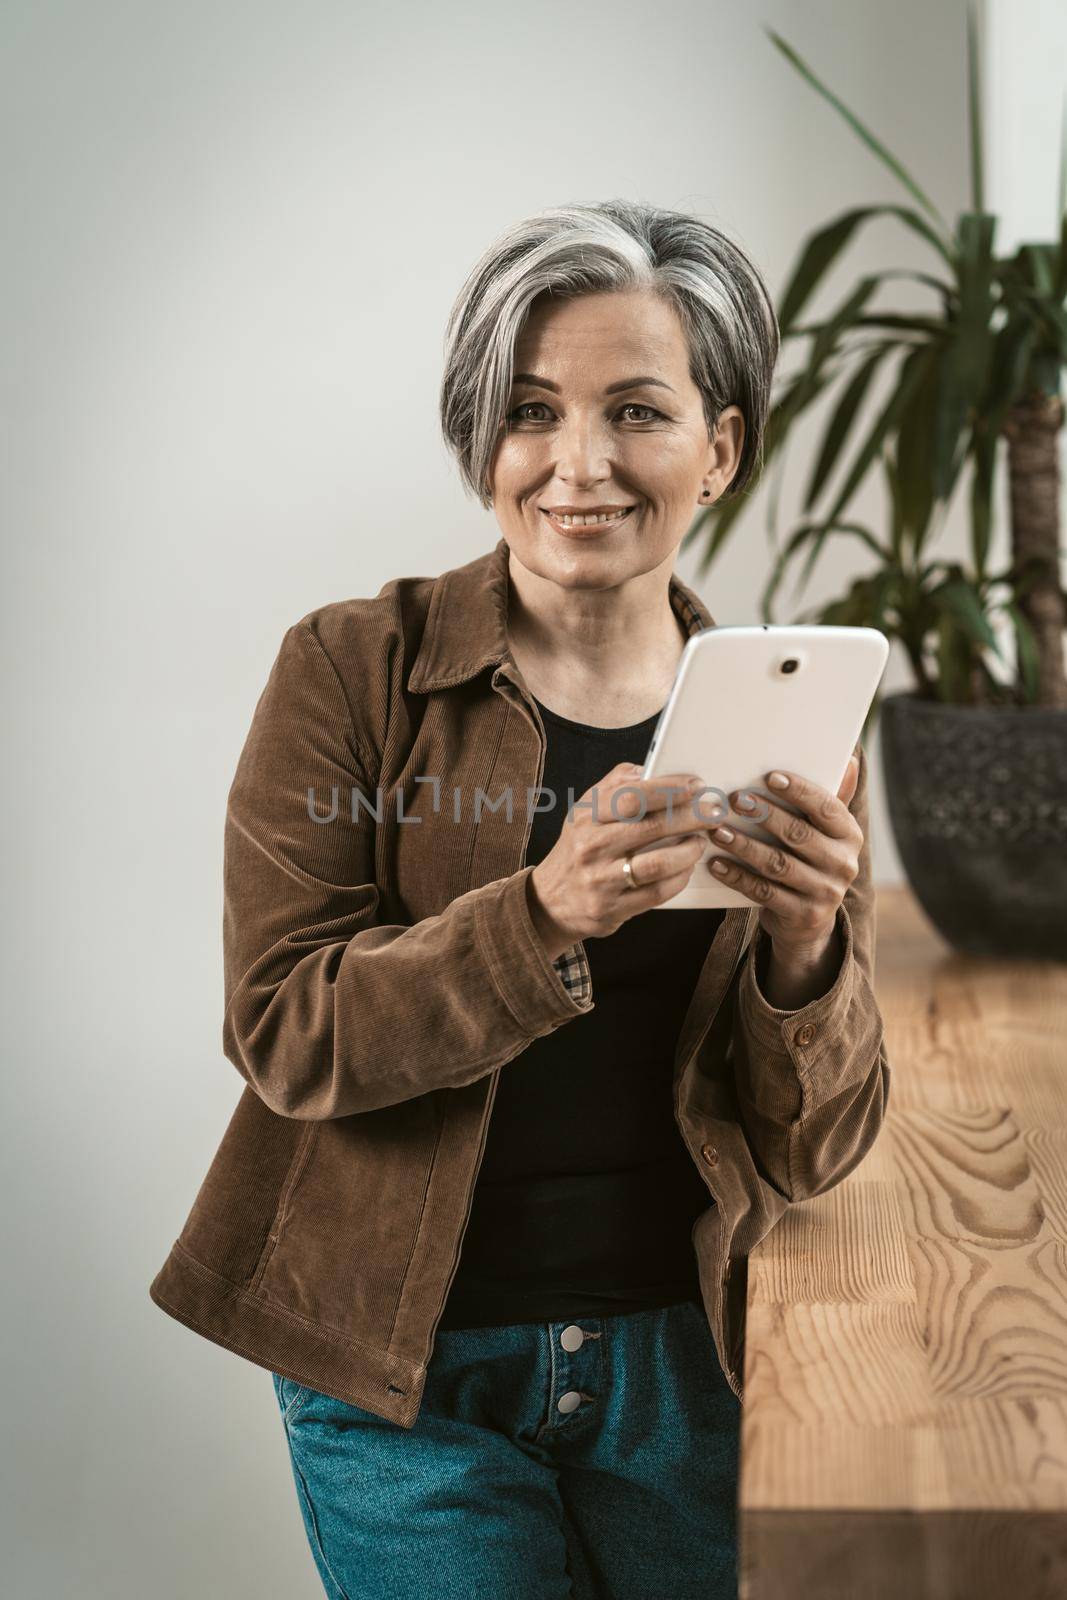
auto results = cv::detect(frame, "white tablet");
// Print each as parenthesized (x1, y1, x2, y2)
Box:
(633, 624, 889, 910)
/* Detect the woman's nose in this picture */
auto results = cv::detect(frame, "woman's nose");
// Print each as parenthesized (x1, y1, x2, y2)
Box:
(551, 418, 615, 480)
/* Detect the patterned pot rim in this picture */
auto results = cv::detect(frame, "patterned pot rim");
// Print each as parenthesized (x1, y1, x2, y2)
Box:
(879, 691, 1067, 725)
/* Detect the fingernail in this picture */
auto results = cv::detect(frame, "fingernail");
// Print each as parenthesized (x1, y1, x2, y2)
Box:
(768, 772, 789, 789)
(711, 859, 728, 873)
(688, 776, 705, 793)
(737, 792, 755, 810)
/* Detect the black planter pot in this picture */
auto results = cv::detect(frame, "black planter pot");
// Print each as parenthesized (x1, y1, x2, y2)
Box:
(879, 691, 1067, 961)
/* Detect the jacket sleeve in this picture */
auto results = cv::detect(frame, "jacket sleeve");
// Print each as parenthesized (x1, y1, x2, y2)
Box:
(727, 741, 891, 1202)
(221, 619, 593, 1120)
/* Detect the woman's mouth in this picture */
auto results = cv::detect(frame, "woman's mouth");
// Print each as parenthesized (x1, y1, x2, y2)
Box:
(540, 506, 637, 537)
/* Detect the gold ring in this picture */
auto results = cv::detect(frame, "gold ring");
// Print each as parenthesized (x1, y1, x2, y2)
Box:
(621, 854, 638, 890)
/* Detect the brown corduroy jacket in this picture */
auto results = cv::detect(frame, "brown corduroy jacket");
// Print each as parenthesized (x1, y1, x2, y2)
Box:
(149, 536, 891, 1430)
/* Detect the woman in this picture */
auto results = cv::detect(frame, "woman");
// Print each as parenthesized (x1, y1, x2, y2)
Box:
(150, 199, 889, 1600)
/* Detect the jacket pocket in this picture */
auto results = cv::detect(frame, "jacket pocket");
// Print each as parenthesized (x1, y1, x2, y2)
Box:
(247, 1122, 320, 1297)
(251, 1096, 443, 1341)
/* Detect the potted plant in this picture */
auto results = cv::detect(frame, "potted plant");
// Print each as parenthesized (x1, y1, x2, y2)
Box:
(684, 8, 1067, 960)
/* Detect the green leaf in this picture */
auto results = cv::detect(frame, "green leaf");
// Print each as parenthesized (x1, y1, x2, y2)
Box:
(681, 490, 749, 571)
(964, 315, 1037, 584)
(1035, 296, 1067, 359)
(757, 358, 845, 557)
(935, 609, 975, 702)
(802, 343, 894, 511)
(930, 333, 982, 502)
(1023, 242, 1056, 297)
(848, 313, 948, 334)
(929, 574, 1002, 656)
(795, 520, 892, 593)
(776, 218, 871, 334)
(800, 570, 898, 634)
(777, 207, 953, 334)
(1004, 600, 1040, 699)
(894, 342, 941, 539)
(985, 318, 1040, 433)
(929, 213, 997, 500)
(805, 276, 883, 362)
(970, 418, 996, 577)
(758, 519, 892, 617)
(882, 446, 906, 564)
(817, 343, 933, 530)
(985, 554, 1059, 593)
(1055, 204, 1067, 300)
(870, 268, 960, 305)
(790, 312, 945, 341)
(765, 27, 951, 235)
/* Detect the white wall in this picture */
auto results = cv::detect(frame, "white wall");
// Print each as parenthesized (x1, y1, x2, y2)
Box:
(5, 2, 1056, 1594)
(983, 0, 1067, 255)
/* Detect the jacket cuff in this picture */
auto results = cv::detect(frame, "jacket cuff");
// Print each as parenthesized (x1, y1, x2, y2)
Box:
(736, 902, 863, 1111)
(474, 866, 594, 1035)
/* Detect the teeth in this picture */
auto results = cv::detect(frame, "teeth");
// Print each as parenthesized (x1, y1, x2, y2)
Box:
(547, 508, 632, 527)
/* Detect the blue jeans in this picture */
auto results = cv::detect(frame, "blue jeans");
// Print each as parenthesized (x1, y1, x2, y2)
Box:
(270, 1296, 741, 1599)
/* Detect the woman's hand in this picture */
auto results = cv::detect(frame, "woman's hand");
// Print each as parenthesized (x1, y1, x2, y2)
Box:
(527, 761, 715, 959)
(706, 755, 863, 958)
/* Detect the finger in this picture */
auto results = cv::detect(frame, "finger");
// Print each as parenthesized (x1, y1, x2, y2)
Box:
(706, 817, 830, 895)
(601, 772, 719, 828)
(706, 850, 810, 910)
(629, 865, 702, 911)
(714, 792, 840, 873)
(838, 751, 861, 805)
(591, 765, 684, 814)
(621, 840, 707, 905)
(732, 769, 856, 842)
(622, 833, 706, 890)
(613, 771, 709, 814)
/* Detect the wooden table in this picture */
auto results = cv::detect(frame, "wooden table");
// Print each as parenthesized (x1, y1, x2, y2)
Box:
(738, 885, 1067, 1600)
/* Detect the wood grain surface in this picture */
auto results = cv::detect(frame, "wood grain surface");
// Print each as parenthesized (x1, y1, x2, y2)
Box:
(738, 885, 1067, 1600)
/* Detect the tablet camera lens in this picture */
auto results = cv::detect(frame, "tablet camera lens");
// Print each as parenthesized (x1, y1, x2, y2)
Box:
(780, 658, 799, 674)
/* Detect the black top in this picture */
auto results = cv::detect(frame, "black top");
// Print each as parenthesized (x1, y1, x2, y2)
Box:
(437, 692, 726, 1330)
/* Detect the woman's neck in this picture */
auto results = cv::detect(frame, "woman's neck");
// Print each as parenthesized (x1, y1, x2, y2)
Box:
(504, 560, 688, 728)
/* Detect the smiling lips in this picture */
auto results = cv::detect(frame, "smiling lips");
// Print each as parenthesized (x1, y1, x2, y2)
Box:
(541, 506, 636, 533)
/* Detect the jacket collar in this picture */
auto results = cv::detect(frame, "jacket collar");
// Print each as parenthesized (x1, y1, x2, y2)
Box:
(408, 536, 716, 693)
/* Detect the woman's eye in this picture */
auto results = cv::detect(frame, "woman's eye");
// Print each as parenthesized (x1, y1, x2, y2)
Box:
(507, 403, 551, 422)
(505, 403, 664, 423)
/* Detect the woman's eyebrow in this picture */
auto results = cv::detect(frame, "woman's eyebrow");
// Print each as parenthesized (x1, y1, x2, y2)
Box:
(511, 373, 677, 396)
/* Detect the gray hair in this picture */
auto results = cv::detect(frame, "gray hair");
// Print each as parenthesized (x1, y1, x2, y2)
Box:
(439, 198, 780, 509)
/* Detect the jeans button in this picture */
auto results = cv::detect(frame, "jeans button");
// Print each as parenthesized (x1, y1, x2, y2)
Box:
(557, 1390, 583, 1414)
(560, 1325, 585, 1352)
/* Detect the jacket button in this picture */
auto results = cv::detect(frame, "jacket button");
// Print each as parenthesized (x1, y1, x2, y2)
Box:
(796, 1023, 816, 1046)
(701, 1143, 719, 1166)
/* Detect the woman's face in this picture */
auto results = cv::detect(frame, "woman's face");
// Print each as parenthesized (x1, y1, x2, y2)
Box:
(488, 287, 744, 590)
